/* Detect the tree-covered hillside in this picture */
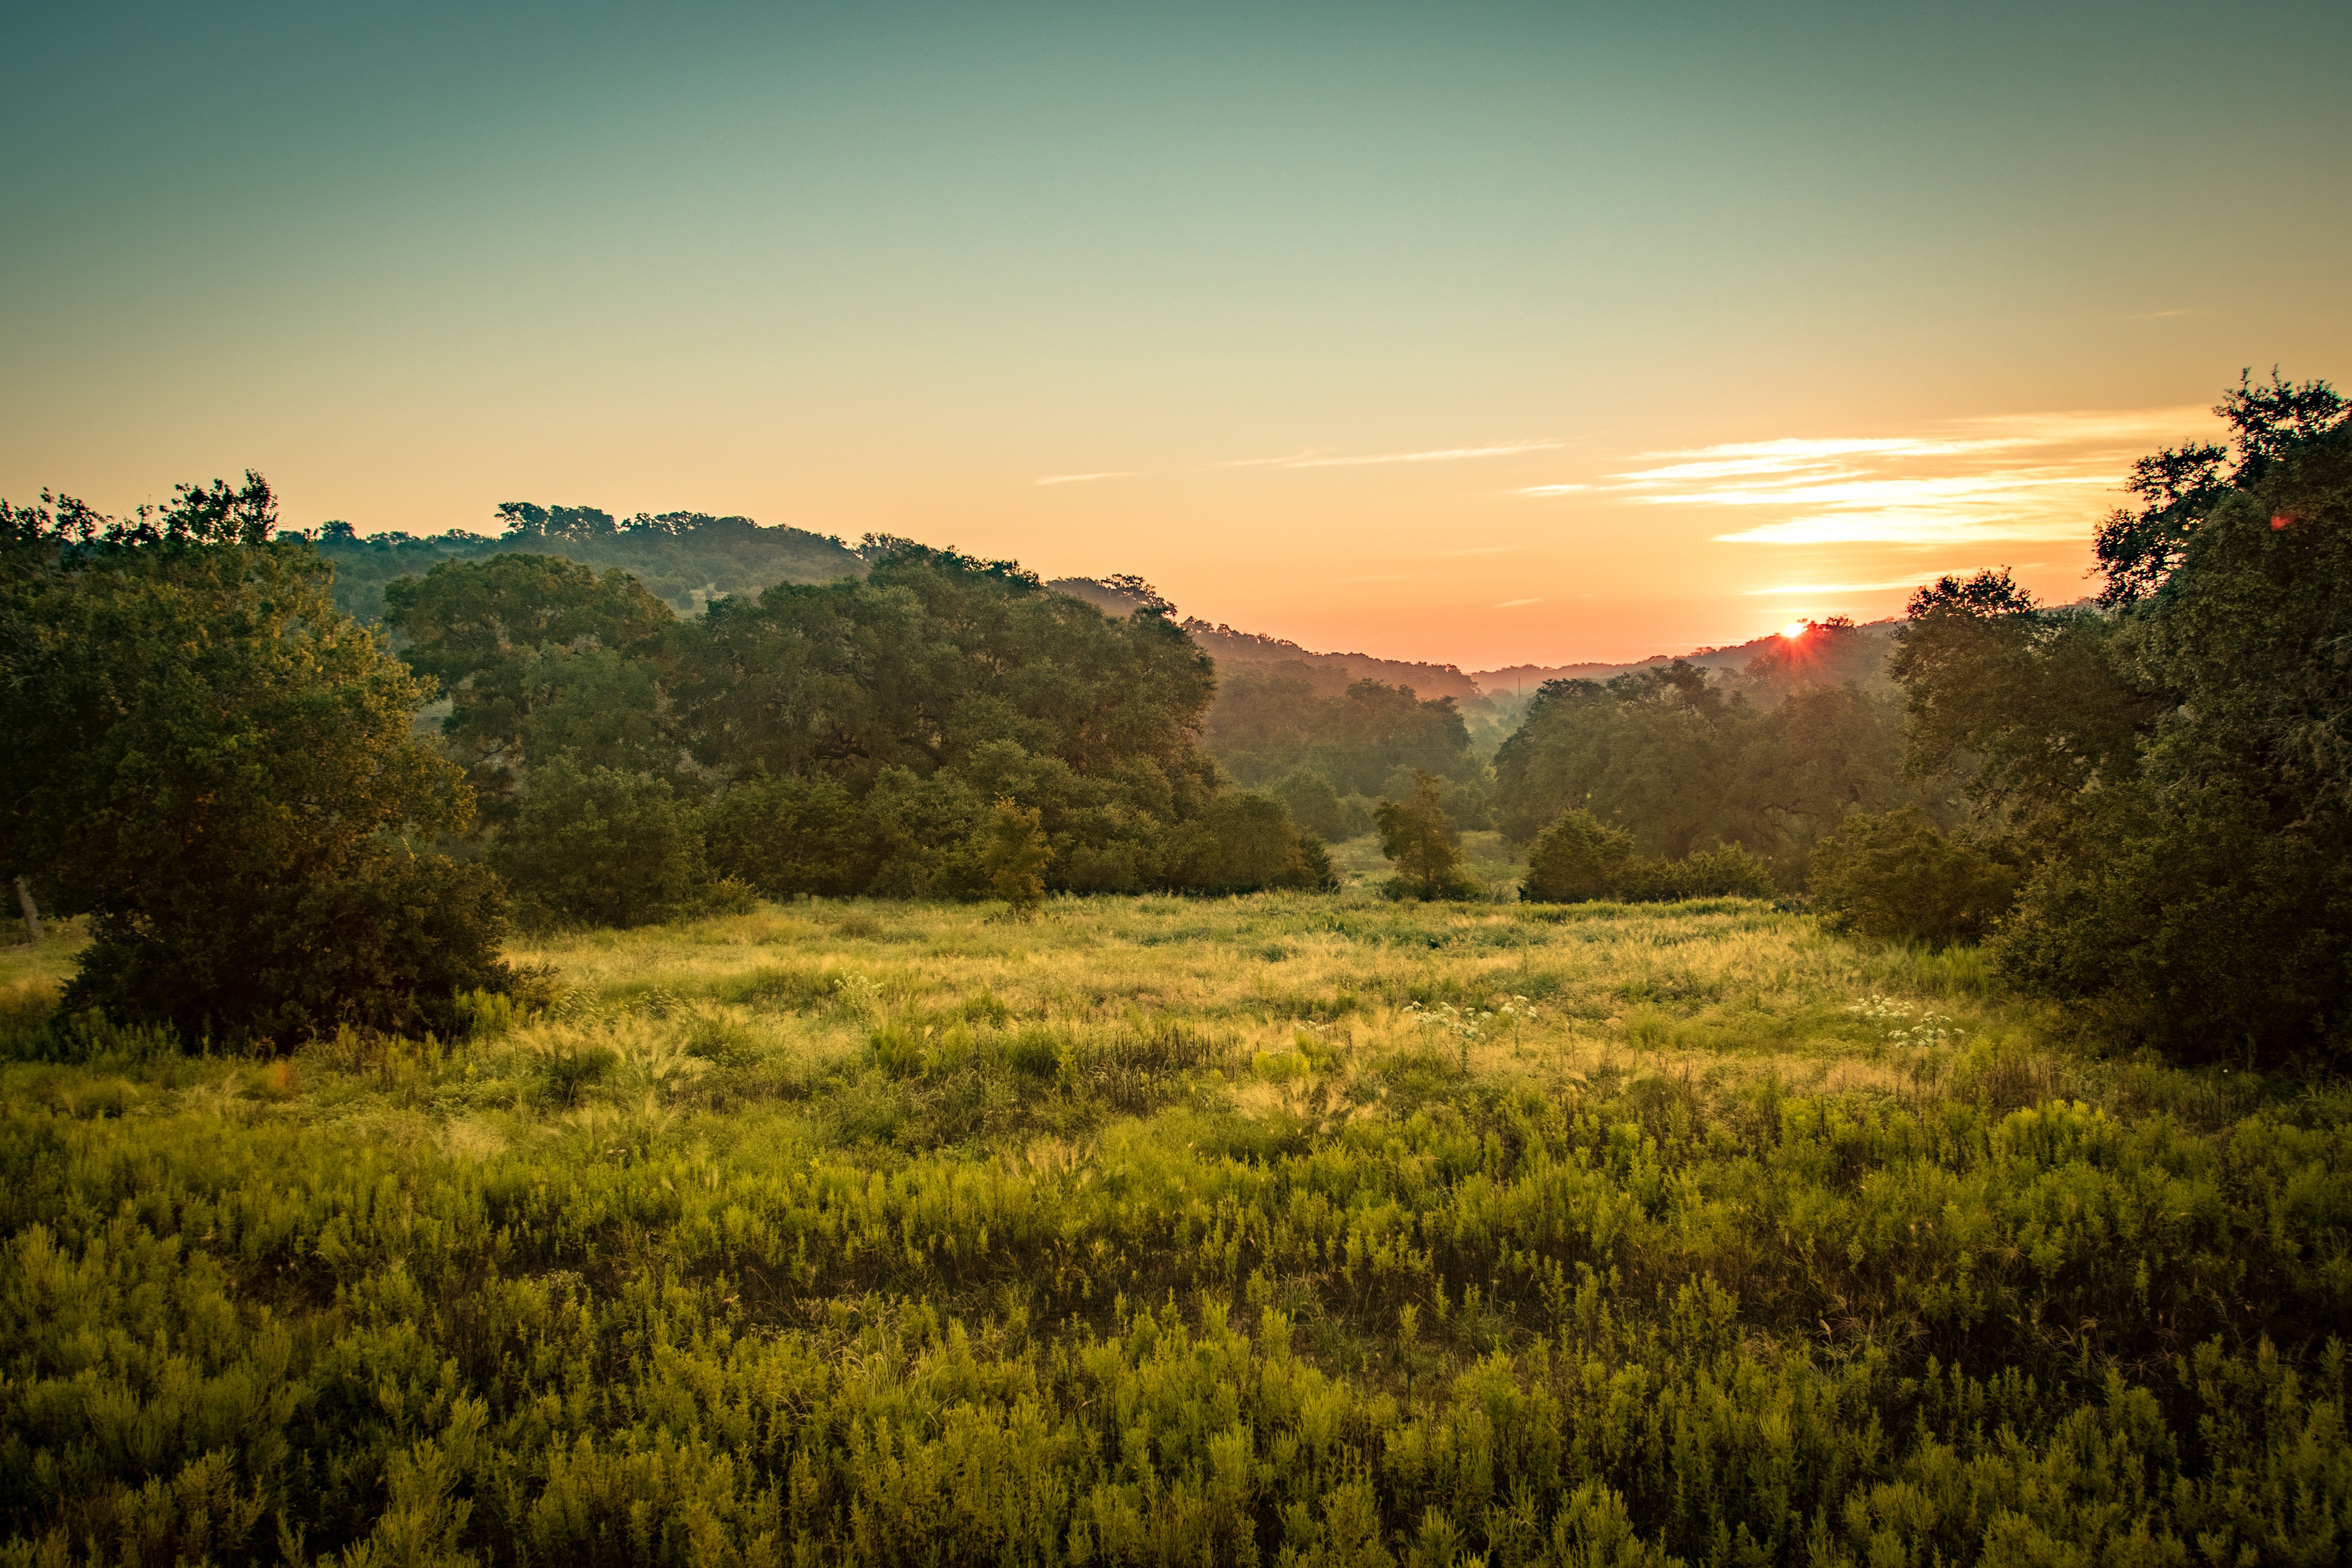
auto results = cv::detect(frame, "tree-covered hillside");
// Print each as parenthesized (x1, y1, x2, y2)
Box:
(315, 504, 865, 623)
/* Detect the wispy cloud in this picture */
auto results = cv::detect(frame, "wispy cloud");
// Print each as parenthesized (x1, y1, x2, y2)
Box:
(1228, 439, 1563, 471)
(1035, 471, 1133, 486)
(1494, 597, 1543, 608)
(1537, 408, 2217, 547)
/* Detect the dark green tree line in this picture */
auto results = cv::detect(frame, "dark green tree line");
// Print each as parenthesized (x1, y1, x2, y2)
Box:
(312, 502, 863, 622)
(1491, 622, 1926, 887)
(378, 541, 1331, 915)
(1207, 664, 1479, 797)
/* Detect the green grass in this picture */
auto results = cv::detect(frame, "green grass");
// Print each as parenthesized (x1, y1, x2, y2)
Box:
(2, 895, 2348, 1565)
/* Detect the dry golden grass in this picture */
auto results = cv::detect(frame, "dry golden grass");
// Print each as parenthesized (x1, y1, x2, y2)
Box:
(479, 890, 2051, 1118)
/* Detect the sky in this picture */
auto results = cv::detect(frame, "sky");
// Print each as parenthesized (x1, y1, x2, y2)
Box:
(4, 1, 2348, 669)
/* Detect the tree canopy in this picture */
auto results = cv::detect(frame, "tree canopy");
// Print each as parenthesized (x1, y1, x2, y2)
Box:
(384, 553, 680, 809)
(1491, 644, 1926, 885)
(2, 476, 512, 1043)
(1888, 372, 2352, 1062)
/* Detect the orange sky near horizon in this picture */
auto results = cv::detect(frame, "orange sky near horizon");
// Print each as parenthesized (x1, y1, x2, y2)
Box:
(3, 3, 2345, 668)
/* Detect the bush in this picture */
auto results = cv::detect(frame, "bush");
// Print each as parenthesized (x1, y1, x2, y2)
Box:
(701, 771, 877, 897)
(2, 479, 503, 1046)
(863, 767, 986, 898)
(492, 758, 712, 927)
(1293, 832, 1338, 891)
(65, 844, 515, 1045)
(1991, 782, 2348, 1061)
(981, 797, 1054, 913)
(1188, 792, 1329, 893)
(1523, 808, 1774, 903)
(1521, 808, 1634, 902)
(1616, 843, 1776, 901)
(1809, 806, 2017, 945)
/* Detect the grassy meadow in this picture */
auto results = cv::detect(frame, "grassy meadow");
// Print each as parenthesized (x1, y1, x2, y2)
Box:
(3, 890, 2348, 1565)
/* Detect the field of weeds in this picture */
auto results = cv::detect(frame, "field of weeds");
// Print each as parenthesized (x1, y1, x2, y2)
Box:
(2, 893, 2348, 1565)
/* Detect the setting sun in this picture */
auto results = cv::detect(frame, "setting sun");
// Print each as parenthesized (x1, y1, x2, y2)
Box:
(1779, 620, 1811, 640)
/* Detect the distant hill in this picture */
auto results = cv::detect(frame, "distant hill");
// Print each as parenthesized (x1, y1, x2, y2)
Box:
(1047, 578, 1485, 705)
(315, 507, 865, 623)
(1474, 619, 1901, 696)
(329, 534, 1901, 710)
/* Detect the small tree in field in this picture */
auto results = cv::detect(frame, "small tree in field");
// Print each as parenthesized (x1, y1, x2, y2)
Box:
(1375, 772, 1480, 900)
(982, 797, 1054, 916)
(1520, 808, 1634, 902)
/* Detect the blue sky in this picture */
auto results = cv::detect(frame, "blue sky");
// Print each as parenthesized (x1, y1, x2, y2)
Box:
(5, 1, 2346, 663)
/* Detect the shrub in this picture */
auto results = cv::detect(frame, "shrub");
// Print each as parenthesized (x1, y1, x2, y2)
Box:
(1523, 809, 1774, 903)
(1810, 806, 2017, 944)
(864, 767, 986, 898)
(1188, 792, 1328, 893)
(1616, 843, 1776, 901)
(981, 797, 1054, 914)
(1991, 782, 2346, 1061)
(65, 842, 515, 1045)
(492, 757, 711, 927)
(701, 771, 876, 897)
(1292, 832, 1337, 891)
(3, 477, 508, 1046)
(1521, 808, 1634, 901)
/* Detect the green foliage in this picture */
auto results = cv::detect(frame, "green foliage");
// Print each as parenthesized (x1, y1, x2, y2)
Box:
(0, 476, 512, 1046)
(383, 554, 679, 809)
(672, 543, 1214, 787)
(1492, 657, 1925, 886)
(700, 772, 877, 898)
(1521, 809, 1775, 904)
(670, 545, 1324, 899)
(1291, 832, 1339, 893)
(863, 767, 988, 899)
(1269, 768, 1378, 843)
(2, 895, 2349, 1565)
(1184, 793, 1333, 894)
(491, 758, 712, 928)
(316, 505, 863, 623)
(1809, 807, 2018, 945)
(981, 797, 1054, 914)
(380, 552, 674, 689)
(360, 538, 1333, 908)
(1375, 774, 1480, 900)
(1612, 842, 1776, 902)
(1210, 666, 1478, 797)
(79, 843, 512, 1045)
(1889, 571, 2156, 828)
(2093, 369, 2347, 606)
(1520, 808, 1635, 902)
(1894, 378, 2352, 1062)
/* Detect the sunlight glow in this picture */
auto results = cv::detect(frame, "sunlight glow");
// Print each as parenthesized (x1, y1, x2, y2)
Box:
(1779, 620, 1810, 640)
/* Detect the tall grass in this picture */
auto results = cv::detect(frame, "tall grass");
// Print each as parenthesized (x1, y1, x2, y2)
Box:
(2, 894, 2346, 1564)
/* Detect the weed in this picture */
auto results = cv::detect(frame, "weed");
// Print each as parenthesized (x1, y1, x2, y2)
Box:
(2, 893, 2348, 1565)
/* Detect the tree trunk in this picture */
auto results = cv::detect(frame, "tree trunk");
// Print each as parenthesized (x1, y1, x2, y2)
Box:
(12, 877, 40, 946)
